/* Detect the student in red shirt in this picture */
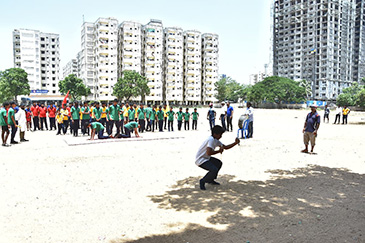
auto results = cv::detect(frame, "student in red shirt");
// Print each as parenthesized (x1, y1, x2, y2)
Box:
(39, 103, 48, 130)
(30, 102, 40, 131)
(25, 106, 32, 131)
(48, 103, 57, 131)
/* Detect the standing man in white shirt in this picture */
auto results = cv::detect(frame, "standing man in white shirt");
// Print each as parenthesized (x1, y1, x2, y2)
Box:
(219, 102, 227, 131)
(245, 102, 254, 138)
(333, 106, 342, 124)
(195, 125, 240, 190)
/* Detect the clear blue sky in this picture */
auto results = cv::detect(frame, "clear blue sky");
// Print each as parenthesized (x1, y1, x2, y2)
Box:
(0, 0, 273, 84)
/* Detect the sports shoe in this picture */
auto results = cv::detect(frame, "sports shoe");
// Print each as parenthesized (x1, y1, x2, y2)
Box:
(10, 141, 18, 144)
(199, 179, 206, 190)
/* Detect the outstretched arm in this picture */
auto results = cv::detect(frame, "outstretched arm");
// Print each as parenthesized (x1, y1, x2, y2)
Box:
(223, 138, 240, 150)
(134, 128, 140, 137)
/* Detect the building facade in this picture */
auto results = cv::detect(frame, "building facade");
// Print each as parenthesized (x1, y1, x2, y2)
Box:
(202, 33, 219, 104)
(352, 0, 365, 83)
(13, 28, 60, 96)
(164, 27, 184, 104)
(273, 0, 357, 100)
(183, 30, 202, 105)
(62, 58, 78, 79)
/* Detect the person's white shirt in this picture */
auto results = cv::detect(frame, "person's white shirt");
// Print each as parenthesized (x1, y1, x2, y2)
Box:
(195, 136, 223, 166)
(245, 107, 254, 122)
(15, 108, 27, 132)
(220, 105, 226, 116)
(336, 107, 342, 115)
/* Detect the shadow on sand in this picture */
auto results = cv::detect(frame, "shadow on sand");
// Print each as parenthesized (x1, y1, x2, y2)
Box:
(112, 165, 365, 243)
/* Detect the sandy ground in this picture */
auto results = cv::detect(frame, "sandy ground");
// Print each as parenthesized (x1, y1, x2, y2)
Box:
(1, 107, 365, 243)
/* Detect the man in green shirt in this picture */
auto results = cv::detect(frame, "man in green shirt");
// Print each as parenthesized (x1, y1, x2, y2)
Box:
(145, 104, 152, 132)
(81, 101, 90, 135)
(8, 102, 19, 144)
(128, 105, 136, 123)
(184, 108, 190, 130)
(156, 106, 165, 132)
(108, 99, 121, 137)
(137, 104, 146, 133)
(192, 108, 199, 130)
(176, 107, 184, 131)
(118, 121, 140, 138)
(166, 107, 175, 132)
(93, 102, 102, 122)
(70, 102, 81, 137)
(1, 102, 10, 146)
(149, 105, 157, 132)
(87, 121, 111, 140)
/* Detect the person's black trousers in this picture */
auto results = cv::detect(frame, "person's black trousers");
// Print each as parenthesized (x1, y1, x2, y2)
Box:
(40, 117, 48, 130)
(164, 117, 167, 129)
(63, 120, 69, 134)
(178, 120, 182, 131)
(226, 116, 233, 131)
(57, 123, 63, 135)
(158, 120, 163, 131)
(81, 119, 89, 135)
(49, 117, 56, 130)
(73, 119, 79, 136)
(146, 118, 151, 131)
(150, 120, 155, 132)
(247, 121, 253, 138)
(334, 114, 341, 124)
(184, 121, 189, 130)
(342, 115, 348, 124)
(119, 120, 124, 134)
(139, 119, 145, 133)
(10, 124, 17, 142)
(192, 120, 197, 130)
(199, 157, 223, 183)
(220, 114, 226, 131)
(168, 120, 174, 131)
(33, 116, 40, 131)
(209, 119, 215, 130)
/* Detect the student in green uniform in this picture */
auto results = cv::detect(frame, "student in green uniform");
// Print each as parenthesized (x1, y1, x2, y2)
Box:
(81, 101, 90, 135)
(145, 103, 152, 132)
(8, 102, 19, 144)
(70, 102, 81, 137)
(128, 105, 136, 124)
(166, 107, 175, 132)
(1, 102, 10, 146)
(93, 102, 102, 123)
(118, 121, 140, 138)
(137, 104, 146, 133)
(184, 108, 190, 130)
(108, 99, 121, 137)
(192, 108, 199, 130)
(176, 107, 184, 131)
(87, 121, 111, 140)
(149, 105, 157, 132)
(120, 102, 125, 134)
(156, 106, 165, 132)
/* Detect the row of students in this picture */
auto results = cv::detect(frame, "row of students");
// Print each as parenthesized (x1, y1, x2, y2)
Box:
(54, 99, 200, 138)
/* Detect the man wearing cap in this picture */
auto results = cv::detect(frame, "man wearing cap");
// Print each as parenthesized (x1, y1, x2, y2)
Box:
(219, 102, 227, 131)
(302, 105, 320, 153)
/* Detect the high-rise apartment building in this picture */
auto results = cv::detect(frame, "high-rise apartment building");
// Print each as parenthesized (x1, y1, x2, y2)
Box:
(142, 19, 164, 103)
(352, 0, 365, 83)
(184, 30, 202, 105)
(273, 0, 357, 100)
(202, 33, 219, 104)
(62, 58, 78, 79)
(79, 17, 119, 100)
(164, 27, 184, 103)
(13, 28, 60, 96)
(117, 21, 143, 77)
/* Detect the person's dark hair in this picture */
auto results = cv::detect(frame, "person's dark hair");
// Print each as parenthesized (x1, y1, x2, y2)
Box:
(212, 125, 225, 136)
(84, 101, 88, 104)
(10, 101, 16, 105)
(159, 105, 162, 109)
(3, 102, 9, 107)
(247, 102, 252, 106)
(113, 99, 118, 103)
(95, 102, 100, 105)
(179, 107, 182, 109)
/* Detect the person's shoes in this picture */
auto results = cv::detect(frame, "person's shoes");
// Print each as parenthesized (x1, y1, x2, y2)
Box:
(10, 141, 18, 144)
(208, 180, 220, 185)
(199, 179, 206, 190)
(2, 143, 10, 147)
(20, 139, 29, 142)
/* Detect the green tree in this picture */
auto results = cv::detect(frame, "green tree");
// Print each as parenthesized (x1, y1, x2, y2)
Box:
(113, 70, 150, 101)
(246, 76, 306, 104)
(214, 77, 227, 102)
(58, 74, 91, 101)
(356, 89, 365, 107)
(0, 68, 30, 102)
(337, 93, 355, 107)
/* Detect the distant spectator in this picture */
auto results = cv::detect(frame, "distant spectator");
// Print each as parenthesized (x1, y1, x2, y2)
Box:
(323, 105, 330, 123)
(342, 106, 350, 125)
(333, 106, 342, 124)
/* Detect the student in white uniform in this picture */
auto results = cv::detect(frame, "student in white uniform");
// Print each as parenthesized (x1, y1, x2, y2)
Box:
(195, 125, 240, 190)
(15, 104, 29, 142)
